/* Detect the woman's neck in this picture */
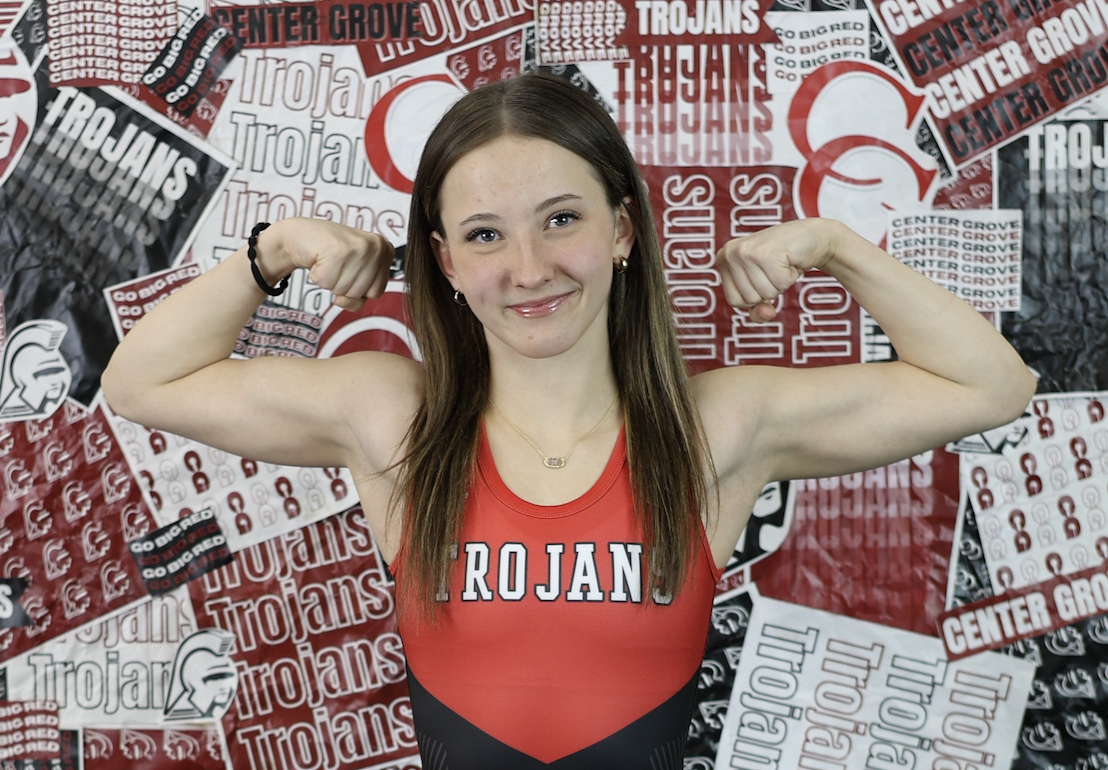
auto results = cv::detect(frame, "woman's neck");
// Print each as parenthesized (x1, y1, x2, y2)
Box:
(485, 327, 619, 443)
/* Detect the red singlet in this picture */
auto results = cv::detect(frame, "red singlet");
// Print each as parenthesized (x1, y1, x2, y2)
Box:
(395, 426, 721, 768)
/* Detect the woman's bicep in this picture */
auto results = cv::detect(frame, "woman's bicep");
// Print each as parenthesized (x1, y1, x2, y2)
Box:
(697, 361, 1021, 485)
(104, 351, 421, 472)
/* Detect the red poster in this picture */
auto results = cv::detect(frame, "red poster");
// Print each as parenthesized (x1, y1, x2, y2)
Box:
(189, 508, 419, 770)
(0, 402, 156, 662)
(866, 0, 1108, 165)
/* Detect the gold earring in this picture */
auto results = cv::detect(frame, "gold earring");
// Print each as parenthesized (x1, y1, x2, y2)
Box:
(614, 257, 629, 274)
(453, 290, 468, 306)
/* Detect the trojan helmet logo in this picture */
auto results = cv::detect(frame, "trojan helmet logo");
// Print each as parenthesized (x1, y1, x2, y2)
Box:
(22, 594, 50, 637)
(1055, 667, 1096, 699)
(1066, 711, 1107, 741)
(81, 520, 111, 561)
(1045, 626, 1086, 657)
(1007, 637, 1044, 666)
(61, 399, 86, 423)
(0, 321, 71, 422)
(203, 728, 222, 761)
(710, 604, 750, 635)
(723, 645, 743, 670)
(504, 32, 522, 62)
(476, 43, 497, 72)
(23, 416, 52, 442)
(0, 42, 35, 190)
(3, 458, 32, 500)
(41, 537, 72, 579)
(62, 480, 92, 522)
(164, 628, 238, 721)
(82, 423, 113, 464)
(698, 658, 728, 688)
(1022, 722, 1065, 752)
(0, 520, 13, 555)
(23, 499, 52, 540)
(120, 730, 157, 760)
(4, 555, 30, 581)
(60, 577, 90, 619)
(731, 481, 792, 573)
(101, 462, 132, 503)
(120, 502, 152, 541)
(83, 730, 114, 760)
(100, 560, 131, 602)
(1077, 753, 1108, 770)
(0, 425, 13, 456)
(162, 730, 201, 761)
(697, 699, 729, 730)
(787, 60, 939, 243)
(42, 440, 73, 482)
(1027, 679, 1053, 710)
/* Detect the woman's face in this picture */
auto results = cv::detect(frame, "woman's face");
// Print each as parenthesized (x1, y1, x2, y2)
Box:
(431, 135, 634, 362)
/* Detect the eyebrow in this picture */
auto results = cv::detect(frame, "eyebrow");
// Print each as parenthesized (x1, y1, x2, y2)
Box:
(457, 194, 583, 227)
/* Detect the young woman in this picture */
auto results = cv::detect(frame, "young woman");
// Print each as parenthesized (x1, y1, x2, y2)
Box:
(102, 73, 1035, 767)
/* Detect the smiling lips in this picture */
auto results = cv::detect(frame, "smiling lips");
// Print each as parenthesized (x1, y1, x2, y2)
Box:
(508, 291, 574, 318)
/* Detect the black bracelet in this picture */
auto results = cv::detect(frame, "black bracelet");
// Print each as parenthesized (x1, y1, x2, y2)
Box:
(247, 222, 289, 296)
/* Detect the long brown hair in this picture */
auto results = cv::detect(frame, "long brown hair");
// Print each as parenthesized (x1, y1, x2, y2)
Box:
(397, 73, 712, 616)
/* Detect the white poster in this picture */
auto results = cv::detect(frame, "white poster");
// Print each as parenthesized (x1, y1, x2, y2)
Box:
(716, 596, 1035, 770)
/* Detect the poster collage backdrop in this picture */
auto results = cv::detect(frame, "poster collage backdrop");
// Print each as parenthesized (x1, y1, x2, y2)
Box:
(0, 0, 1106, 761)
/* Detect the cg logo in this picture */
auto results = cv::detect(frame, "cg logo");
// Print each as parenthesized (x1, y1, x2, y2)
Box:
(364, 74, 462, 194)
(787, 60, 940, 243)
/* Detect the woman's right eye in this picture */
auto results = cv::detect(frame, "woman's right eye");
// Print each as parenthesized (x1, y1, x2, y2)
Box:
(465, 228, 499, 243)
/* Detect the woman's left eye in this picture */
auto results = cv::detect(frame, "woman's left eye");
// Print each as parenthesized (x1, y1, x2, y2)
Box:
(465, 228, 499, 243)
(549, 211, 579, 228)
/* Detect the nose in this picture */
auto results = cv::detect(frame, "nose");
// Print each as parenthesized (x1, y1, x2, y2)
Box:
(510, 234, 553, 289)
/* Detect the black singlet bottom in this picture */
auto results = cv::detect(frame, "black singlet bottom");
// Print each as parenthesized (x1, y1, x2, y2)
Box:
(407, 665, 698, 770)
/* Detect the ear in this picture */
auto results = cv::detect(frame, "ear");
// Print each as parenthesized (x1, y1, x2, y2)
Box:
(430, 231, 460, 290)
(613, 198, 635, 264)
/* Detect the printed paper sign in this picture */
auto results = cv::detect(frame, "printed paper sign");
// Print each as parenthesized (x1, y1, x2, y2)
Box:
(716, 596, 1035, 770)
(0, 580, 31, 628)
(0, 401, 158, 664)
(997, 119, 1108, 394)
(0, 322, 72, 424)
(865, 0, 1108, 166)
(537, 0, 778, 65)
(887, 209, 1023, 311)
(605, 43, 775, 168)
(45, 0, 177, 86)
(963, 392, 1108, 594)
(127, 506, 233, 595)
(751, 449, 960, 635)
(686, 583, 760, 764)
(0, 591, 199, 728)
(104, 403, 358, 554)
(189, 508, 421, 770)
(140, 9, 239, 117)
(0, 702, 61, 762)
(0, 39, 36, 191)
(82, 727, 227, 770)
(207, 0, 531, 77)
(0, 58, 233, 406)
(103, 266, 202, 339)
(637, 163, 862, 377)
(936, 555, 1108, 659)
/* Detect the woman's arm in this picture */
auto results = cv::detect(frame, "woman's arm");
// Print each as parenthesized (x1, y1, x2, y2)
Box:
(101, 217, 417, 474)
(697, 217, 1036, 511)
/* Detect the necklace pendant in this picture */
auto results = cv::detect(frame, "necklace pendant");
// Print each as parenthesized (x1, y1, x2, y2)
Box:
(544, 457, 567, 469)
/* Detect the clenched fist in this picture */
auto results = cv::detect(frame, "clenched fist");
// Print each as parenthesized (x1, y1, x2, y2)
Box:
(256, 218, 395, 313)
(716, 218, 841, 323)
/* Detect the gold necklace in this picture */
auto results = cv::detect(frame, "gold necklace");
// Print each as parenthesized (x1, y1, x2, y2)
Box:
(490, 396, 618, 469)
